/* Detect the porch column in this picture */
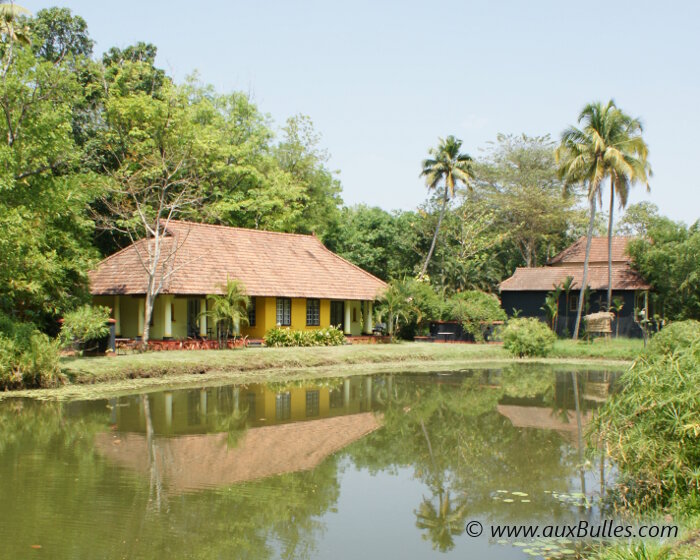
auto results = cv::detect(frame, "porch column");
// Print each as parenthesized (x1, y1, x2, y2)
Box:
(163, 295, 173, 339)
(344, 301, 352, 335)
(199, 297, 207, 337)
(365, 377, 373, 410)
(363, 301, 373, 334)
(200, 389, 207, 417)
(343, 379, 350, 409)
(137, 298, 145, 337)
(113, 295, 121, 336)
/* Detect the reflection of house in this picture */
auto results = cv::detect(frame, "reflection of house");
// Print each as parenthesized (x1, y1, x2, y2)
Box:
(499, 237, 650, 337)
(96, 413, 381, 493)
(90, 221, 386, 340)
(497, 405, 591, 445)
(97, 378, 383, 493)
(111, 377, 378, 435)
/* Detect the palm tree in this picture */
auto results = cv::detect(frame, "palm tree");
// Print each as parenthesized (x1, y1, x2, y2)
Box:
(0, 2, 30, 45)
(203, 279, 250, 348)
(419, 135, 473, 279)
(376, 280, 421, 336)
(556, 100, 650, 340)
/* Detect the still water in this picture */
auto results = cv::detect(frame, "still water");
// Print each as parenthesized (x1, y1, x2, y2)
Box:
(0, 365, 620, 559)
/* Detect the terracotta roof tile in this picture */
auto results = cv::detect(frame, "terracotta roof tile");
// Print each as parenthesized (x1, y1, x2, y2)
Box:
(499, 264, 650, 291)
(89, 221, 387, 300)
(547, 236, 633, 265)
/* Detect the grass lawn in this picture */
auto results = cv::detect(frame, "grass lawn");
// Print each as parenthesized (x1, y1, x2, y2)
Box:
(18, 338, 642, 400)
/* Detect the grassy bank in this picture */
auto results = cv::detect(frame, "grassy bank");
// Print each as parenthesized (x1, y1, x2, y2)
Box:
(61, 339, 640, 383)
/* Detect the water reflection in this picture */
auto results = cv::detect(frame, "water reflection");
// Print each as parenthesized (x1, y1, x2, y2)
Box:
(0, 366, 621, 559)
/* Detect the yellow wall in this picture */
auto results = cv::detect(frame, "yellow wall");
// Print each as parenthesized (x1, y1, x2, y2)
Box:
(95, 295, 359, 340)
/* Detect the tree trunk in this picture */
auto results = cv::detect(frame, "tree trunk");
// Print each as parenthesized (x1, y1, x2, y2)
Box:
(573, 196, 596, 340)
(607, 179, 614, 311)
(142, 291, 154, 347)
(419, 185, 449, 279)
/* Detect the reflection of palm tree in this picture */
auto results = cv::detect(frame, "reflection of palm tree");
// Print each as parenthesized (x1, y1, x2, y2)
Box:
(415, 491, 467, 552)
(414, 419, 468, 551)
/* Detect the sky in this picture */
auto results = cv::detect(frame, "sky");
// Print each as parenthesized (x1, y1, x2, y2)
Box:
(23, 0, 700, 224)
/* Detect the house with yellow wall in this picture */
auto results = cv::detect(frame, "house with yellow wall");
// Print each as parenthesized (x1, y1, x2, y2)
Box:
(89, 221, 386, 341)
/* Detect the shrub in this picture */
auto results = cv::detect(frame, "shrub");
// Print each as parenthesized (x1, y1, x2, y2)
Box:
(59, 304, 111, 350)
(500, 318, 556, 358)
(0, 315, 63, 389)
(264, 326, 346, 347)
(448, 290, 506, 341)
(646, 319, 700, 356)
(592, 326, 699, 511)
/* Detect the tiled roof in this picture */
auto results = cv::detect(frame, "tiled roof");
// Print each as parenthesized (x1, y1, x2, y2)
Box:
(547, 237, 633, 265)
(89, 221, 387, 300)
(499, 264, 650, 291)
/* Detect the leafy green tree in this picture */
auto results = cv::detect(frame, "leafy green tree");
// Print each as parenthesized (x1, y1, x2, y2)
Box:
(0, 40, 98, 331)
(419, 135, 473, 278)
(615, 201, 661, 237)
(0, 1, 30, 49)
(29, 7, 93, 63)
(476, 134, 576, 267)
(628, 218, 700, 321)
(556, 100, 650, 339)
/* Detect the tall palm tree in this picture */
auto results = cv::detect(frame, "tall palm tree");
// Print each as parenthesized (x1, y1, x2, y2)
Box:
(0, 2, 30, 45)
(556, 101, 650, 340)
(419, 135, 473, 279)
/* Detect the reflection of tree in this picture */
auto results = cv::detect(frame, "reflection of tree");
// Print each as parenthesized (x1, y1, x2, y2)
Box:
(415, 491, 467, 552)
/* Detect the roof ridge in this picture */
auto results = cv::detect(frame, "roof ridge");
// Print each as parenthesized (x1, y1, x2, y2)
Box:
(166, 219, 318, 240)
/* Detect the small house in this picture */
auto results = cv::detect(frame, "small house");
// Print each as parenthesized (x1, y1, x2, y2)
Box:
(89, 221, 387, 342)
(499, 237, 650, 337)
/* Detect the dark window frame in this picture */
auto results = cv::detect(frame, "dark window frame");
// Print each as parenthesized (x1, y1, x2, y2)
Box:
(276, 297, 291, 326)
(306, 390, 320, 417)
(306, 298, 320, 326)
(248, 297, 256, 327)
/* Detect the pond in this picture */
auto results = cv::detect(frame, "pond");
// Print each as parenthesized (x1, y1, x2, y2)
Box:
(0, 364, 622, 559)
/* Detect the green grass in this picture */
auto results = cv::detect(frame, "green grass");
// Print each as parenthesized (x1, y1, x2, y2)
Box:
(49, 338, 640, 387)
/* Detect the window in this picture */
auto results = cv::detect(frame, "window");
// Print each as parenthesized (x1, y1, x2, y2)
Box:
(306, 390, 320, 417)
(329, 388, 343, 409)
(246, 392, 256, 419)
(248, 298, 256, 327)
(276, 298, 291, 326)
(306, 299, 320, 326)
(569, 294, 578, 312)
(276, 392, 291, 421)
(352, 306, 357, 322)
(330, 301, 344, 327)
(171, 303, 176, 322)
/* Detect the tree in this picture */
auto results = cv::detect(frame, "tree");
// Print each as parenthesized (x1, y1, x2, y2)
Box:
(0, 2, 30, 52)
(615, 201, 661, 237)
(0, 36, 98, 332)
(556, 100, 650, 339)
(94, 85, 205, 345)
(30, 7, 93, 63)
(476, 134, 575, 267)
(418, 135, 473, 278)
(628, 218, 700, 321)
(204, 279, 250, 347)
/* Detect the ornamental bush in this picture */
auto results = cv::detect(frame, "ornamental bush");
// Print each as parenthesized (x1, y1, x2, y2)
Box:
(448, 290, 506, 341)
(59, 304, 111, 351)
(0, 314, 62, 389)
(500, 317, 556, 358)
(264, 326, 346, 347)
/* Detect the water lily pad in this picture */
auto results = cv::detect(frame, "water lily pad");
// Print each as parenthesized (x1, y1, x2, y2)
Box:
(497, 539, 508, 545)
(520, 499, 531, 503)
(512, 491, 529, 496)
(497, 489, 509, 493)
(513, 542, 528, 547)
(560, 549, 576, 555)
(503, 498, 515, 503)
